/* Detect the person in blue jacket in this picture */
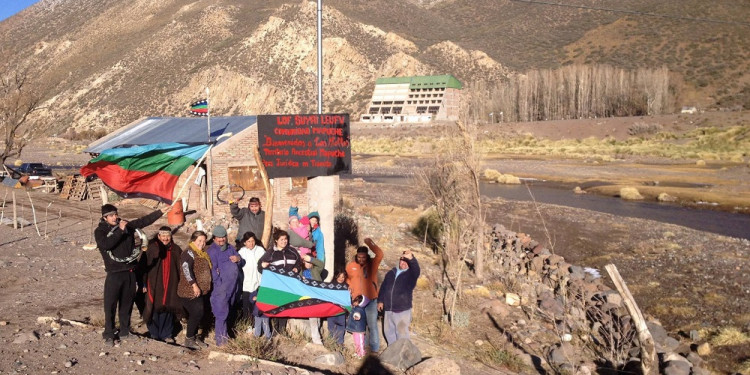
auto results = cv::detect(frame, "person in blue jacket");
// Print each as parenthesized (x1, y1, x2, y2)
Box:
(377, 249, 420, 345)
(289, 197, 325, 264)
(206, 225, 241, 346)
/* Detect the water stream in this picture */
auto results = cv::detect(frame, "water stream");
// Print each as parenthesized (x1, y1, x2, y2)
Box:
(348, 175, 750, 240)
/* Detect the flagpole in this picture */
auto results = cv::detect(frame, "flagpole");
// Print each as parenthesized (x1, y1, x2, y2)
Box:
(171, 145, 213, 208)
(206, 87, 214, 215)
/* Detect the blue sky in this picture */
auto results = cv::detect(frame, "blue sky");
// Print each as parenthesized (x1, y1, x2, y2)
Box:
(0, 0, 39, 22)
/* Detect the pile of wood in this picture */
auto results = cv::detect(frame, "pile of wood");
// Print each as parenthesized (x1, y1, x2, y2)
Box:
(59, 175, 106, 201)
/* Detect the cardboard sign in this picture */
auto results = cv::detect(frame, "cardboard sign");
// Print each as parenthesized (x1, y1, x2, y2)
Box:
(257, 114, 351, 178)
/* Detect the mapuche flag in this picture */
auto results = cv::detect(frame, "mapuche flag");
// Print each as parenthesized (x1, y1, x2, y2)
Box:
(256, 266, 351, 318)
(80, 143, 209, 204)
(189, 99, 208, 116)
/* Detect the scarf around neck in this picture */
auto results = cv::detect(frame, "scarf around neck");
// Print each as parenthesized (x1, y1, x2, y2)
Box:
(189, 242, 212, 269)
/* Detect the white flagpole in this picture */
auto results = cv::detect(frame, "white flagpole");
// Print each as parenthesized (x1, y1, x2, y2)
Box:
(206, 87, 214, 215)
(171, 145, 213, 208)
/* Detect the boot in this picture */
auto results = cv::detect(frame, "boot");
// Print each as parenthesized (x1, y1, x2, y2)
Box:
(184, 336, 200, 350)
(195, 337, 209, 348)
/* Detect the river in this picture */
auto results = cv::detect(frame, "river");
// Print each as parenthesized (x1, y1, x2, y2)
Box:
(348, 175, 750, 240)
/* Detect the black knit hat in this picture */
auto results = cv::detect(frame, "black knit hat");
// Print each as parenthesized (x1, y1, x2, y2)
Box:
(101, 204, 118, 217)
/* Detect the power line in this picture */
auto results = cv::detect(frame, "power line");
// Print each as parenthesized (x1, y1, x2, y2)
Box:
(509, 0, 750, 27)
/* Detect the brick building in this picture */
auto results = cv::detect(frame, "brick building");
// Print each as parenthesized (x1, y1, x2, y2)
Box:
(84, 116, 328, 233)
(360, 74, 463, 123)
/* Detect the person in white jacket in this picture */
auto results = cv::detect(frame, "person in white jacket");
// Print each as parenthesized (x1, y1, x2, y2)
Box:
(238, 231, 266, 332)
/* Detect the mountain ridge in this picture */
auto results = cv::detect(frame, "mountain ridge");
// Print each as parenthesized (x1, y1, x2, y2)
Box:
(1, 0, 747, 134)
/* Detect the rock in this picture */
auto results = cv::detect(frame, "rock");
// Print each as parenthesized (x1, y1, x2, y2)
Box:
(474, 340, 483, 346)
(0, 321, 8, 326)
(50, 321, 62, 330)
(663, 360, 691, 375)
(548, 342, 575, 365)
(406, 357, 460, 375)
(573, 186, 586, 194)
(664, 352, 691, 365)
(64, 361, 73, 368)
(691, 366, 711, 375)
(505, 293, 521, 306)
(689, 330, 700, 341)
(58, 344, 67, 349)
(149, 355, 158, 362)
(137, 359, 145, 365)
(486, 300, 510, 319)
(685, 352, 703, 367)
(379, 338, 422, 371)
(647, 321, 680, 353)
(313, 352, 344, 366)
(123, 351, 131, 356)
(696, 342, 711, 356)
(13, 331, 39, 344)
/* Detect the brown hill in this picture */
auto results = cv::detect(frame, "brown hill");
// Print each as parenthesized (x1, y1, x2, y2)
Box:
(0, 0, 747, 134)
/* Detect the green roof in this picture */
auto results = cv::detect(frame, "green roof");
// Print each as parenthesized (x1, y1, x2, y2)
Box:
(375, 74, 463, 89)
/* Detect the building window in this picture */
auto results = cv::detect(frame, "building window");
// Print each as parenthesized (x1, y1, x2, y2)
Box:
(380, 107, 391, 114)
(416, 106, 427, 114)
(369, 107, 379, 114)
(228, 166, 264, 193)
(393, 107, 402, 114)
(428, 106, 440, 114)
(394, 101, 404, 104)
(373, 101, 381, 105)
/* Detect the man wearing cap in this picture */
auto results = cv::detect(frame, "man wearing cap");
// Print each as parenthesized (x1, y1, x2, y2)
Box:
(230, 197, 265, 247)
(346, 238, 384, 352)
(378, 249, 420, 345)
(94, 203, 168, 346)
(206, 225, 241, 346)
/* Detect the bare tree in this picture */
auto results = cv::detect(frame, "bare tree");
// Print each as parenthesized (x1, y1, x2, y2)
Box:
(1, 65, 42, 166)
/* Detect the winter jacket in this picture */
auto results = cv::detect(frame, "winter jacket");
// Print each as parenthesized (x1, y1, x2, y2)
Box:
(142, 240, 182, 322)
(206, 242, 241, 296)
(230, 203, 265, 243)
(347, 242, 384, 300)
(289, 206, 324, 262)
(259, 245, 302, 273)
(346, 305, 366, 333)
(301, 257, 325, 282)
(288, 229, 314, 252)
(94, 210, 162, 273)
(378, 257, 420, 312)
(177, 247, 212, 298)
(239, 245, 265, 292)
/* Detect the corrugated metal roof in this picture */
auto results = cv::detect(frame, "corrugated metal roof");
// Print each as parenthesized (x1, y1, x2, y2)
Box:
(85, 116, 257, 154)
(375, 74, 463, 89)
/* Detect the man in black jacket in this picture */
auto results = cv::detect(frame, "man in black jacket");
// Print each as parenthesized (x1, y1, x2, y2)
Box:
(94, 204, 167, 346)
(377, 249, 420, 345)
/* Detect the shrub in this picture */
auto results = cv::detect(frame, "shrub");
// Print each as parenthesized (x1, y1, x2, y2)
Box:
(412, 208, 442, 251)
(476, 344, 528, 372)
(619, 187, 644, 200)
(710, 327, 750, 346)
(696, 159, 706, 166)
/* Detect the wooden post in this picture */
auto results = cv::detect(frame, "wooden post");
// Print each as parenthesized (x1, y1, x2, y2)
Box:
(253, 147, 274, 248)
(605, 264, 658, 375)
(99, 186, 108, 205)
(12, 191, 17, 229)
(26, 191, 41, 236)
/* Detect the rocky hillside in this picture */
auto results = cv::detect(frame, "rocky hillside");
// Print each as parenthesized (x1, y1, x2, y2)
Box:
(0, 0, 747, 135)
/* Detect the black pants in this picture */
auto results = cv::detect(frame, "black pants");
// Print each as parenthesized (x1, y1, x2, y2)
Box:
(103, 270, 136, 339)
(181, 296, 206, 339)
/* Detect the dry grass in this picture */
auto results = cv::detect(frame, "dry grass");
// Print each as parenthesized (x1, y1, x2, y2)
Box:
(619, 187, 643, 200)
(738, 359, 750, 375)
(710, 327, 750, 346)
(464, 286, 491, 298)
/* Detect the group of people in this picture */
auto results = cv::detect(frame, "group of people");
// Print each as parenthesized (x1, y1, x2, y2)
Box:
(94, 197, 420, 357)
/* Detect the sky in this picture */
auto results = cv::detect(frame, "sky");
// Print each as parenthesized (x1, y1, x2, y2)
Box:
(0, 0, 39, 22)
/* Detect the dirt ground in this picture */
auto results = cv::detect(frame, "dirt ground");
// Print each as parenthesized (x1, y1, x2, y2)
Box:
(1, 112, 748, 374)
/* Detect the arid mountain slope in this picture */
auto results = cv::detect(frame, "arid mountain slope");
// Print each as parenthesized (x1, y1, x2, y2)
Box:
(0, 0, 747, 134)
